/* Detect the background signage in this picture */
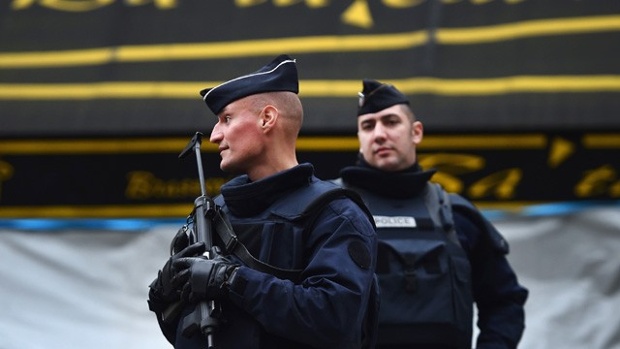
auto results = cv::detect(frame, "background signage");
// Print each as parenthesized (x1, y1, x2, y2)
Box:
(1, 132, 618, 217)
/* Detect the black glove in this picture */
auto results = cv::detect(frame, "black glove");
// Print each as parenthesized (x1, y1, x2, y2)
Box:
(173, 253, 240, 302)
(169, 226, 194, 256)
(148, 241, 206, 312)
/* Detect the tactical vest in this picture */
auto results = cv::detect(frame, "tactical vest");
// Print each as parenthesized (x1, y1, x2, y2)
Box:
(348, 182, 474, 348)
(212, 181, 379, 348)
(212, 181, 374, 280)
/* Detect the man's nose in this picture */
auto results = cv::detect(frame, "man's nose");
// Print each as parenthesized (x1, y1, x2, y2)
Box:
(373, 123, 387, 140)
(210, 124, 222, 143)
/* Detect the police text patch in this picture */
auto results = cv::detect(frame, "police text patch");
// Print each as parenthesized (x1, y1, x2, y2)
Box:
(373, 215, 417, 228)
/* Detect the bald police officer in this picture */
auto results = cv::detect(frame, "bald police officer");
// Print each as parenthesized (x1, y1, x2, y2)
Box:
(148, 55, 379, 349)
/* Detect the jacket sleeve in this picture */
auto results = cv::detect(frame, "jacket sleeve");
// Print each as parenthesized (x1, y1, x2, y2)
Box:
(453, 208, 529, 349)
(226, 198, 378, 348)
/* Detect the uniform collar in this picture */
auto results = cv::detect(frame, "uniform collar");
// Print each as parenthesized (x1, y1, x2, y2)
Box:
(220, 163, 315, 216)
(340, 159, 435, 199)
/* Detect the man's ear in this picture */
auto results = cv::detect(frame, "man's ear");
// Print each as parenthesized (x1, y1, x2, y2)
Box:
(260, 105, 278, 131)
(412, 120, 424, 145)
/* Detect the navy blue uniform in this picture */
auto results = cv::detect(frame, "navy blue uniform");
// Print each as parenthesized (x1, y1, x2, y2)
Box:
(339, 162, 528, 349)
(170, 163, 378, 348)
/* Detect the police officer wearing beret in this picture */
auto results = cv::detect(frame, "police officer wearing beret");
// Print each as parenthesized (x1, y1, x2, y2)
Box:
(148, 55, 379, 348)
(334, 79, 529, 349)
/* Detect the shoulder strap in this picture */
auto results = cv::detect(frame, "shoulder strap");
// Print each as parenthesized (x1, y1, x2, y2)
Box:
(425, 182, 453, 232)
(298, 187, 375, 235)
(425, 182, 461, 247)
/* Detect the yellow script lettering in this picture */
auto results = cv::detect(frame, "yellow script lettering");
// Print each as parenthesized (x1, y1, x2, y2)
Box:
(468, 168, 522, 199)
(575, 165, 617, 198)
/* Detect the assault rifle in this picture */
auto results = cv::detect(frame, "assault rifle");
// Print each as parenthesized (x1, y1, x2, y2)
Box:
(165, 132, 221, 348)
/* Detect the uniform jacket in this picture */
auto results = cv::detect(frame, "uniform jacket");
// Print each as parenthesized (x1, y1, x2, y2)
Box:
(170, 163, 378, 349)
(339, 161, 529, 349)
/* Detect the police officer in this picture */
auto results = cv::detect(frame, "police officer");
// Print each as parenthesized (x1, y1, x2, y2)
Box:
(335, 79, 529, 349)
(147, 55, 378, 348)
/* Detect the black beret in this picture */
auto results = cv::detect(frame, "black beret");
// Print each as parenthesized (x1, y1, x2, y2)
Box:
(200, 54, 299, 115)
(357, 79, 409, 116)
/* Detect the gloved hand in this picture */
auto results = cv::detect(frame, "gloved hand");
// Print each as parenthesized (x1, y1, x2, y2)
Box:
(173, 253, 240, 302)
(169, 226, 194, 256)
(148, 241, 206, 312)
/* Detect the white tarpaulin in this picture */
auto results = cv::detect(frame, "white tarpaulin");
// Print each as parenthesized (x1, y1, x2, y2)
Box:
(1, 206, 619, 349)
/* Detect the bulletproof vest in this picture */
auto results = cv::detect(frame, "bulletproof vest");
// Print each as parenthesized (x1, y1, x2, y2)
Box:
(213, 181, 379, 348)
(351, 182, 474, 348)
(213, 180, 373, 277)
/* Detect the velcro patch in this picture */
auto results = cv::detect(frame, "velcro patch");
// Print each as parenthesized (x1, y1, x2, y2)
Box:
(373, 215, 417, 228)
(348, 240, 371, 269)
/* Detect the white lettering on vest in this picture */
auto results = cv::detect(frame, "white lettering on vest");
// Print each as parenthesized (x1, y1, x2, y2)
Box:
(373, 215, 417, 228)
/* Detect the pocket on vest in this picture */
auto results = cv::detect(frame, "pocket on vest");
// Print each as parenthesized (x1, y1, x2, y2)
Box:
(376, 238, 470, 329)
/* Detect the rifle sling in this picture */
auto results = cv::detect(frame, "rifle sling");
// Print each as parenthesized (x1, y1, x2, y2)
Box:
(212, 210, 303, 283)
